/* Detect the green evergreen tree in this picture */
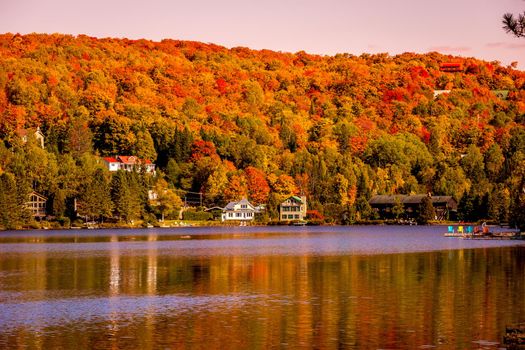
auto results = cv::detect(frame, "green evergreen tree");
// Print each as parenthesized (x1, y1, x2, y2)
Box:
(78, 169, 112, 222)
(110, 171, 143, 223)
(418, 195, 435, 225)
(111, 170, 132, 222)
(0, 173, 25, 229)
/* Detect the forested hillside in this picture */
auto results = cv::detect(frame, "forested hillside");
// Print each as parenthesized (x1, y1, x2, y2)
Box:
(0, 33, 524, 227)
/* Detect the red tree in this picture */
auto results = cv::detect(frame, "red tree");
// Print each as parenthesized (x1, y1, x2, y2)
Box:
(245, 166, 270, 204)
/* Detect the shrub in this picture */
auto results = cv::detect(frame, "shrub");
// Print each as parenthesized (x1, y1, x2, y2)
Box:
(182, 211, 213, 221)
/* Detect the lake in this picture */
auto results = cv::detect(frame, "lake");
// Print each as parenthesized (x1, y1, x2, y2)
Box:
(0, 225, 523, 349)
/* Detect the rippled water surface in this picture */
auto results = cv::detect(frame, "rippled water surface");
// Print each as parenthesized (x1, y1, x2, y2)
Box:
(0, 225, 524, 349)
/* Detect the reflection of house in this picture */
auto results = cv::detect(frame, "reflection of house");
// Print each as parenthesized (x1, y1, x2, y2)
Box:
(17, 127, 45, 148)
(26, 191, 47, 218)
(279, 196, 307, 221)
(222, 198, 256, 221)
(103, 156, 156, 173)
(369, 195, 457, 220)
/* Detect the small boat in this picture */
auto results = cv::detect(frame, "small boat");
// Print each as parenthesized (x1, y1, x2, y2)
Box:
(292, 220, 307, 226)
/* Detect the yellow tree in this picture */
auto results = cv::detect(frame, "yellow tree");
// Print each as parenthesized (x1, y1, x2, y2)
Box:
(151, 178, 183, 221)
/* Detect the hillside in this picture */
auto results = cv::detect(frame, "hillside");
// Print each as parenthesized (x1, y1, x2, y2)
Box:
(0, 33, 524, 227)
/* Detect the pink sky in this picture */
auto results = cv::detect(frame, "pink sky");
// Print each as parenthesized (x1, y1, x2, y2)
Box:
(2, 0, 525, 68)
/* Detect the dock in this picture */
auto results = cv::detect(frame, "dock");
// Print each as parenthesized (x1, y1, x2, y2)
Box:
(444, 224, 524, 240)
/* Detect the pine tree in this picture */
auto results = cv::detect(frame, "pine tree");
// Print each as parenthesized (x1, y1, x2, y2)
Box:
(111, 170, 132, 222)
(418, 196, 435, 225)
(78, 169, 112, 222)
(0, 173, 25, 229)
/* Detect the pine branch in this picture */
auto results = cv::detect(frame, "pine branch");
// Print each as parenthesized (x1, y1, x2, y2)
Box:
(502, 12, 525, 38)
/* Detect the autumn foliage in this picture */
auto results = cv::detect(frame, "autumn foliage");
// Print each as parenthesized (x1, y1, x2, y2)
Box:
(0, 33, 524, 224)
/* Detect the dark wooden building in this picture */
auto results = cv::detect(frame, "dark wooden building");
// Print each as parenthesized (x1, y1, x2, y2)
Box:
(369, 195, 457, 221)
(439, 62, 463, 72)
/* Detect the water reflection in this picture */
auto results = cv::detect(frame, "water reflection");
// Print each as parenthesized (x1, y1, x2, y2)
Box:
(0, 228, 523, 349)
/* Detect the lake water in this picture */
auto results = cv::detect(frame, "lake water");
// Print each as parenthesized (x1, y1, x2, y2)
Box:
(0, 225, 523, 349)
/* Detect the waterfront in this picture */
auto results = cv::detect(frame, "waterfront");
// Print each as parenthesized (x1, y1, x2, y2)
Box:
(0, 226, 524, 349)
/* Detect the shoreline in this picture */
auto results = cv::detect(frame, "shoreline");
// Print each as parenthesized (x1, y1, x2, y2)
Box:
(0, 220, 518, 233)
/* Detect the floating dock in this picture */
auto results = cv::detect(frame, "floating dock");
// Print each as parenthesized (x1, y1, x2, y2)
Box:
(444, 225, 524, 240)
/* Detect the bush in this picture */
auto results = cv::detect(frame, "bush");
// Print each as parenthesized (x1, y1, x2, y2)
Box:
(57, 217, 70, 228)
(182, 211, 213, 221)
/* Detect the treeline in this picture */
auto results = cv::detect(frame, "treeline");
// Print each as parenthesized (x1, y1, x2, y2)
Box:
(0, 33, 524, 229)
(0, 138, 184, 229)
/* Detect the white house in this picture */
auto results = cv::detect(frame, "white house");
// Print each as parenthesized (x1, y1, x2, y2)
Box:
(103, 156, 156, 173)
(17, 127, 45, 148)
(222, 198, 257, 222)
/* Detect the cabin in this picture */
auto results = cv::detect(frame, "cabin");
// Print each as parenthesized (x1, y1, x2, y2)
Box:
(222, 198, 257, 222)
(279, 196, 307, 221)
(103, 156, 156, 173)
(369, 195, 457, 221)
(26, 191, 47, 218)
(440, 62, 463, 72)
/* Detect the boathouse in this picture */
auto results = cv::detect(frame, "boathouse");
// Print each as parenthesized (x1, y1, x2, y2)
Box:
(369, 195, 457, 221)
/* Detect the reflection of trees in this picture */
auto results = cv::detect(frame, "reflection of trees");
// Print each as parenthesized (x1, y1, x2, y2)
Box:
(2, 247, 524, 348)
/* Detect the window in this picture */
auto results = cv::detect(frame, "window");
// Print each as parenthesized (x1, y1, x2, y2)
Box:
(236, 213, 241, 217)
(295, 214, 299, 219)
(228, 213, 233, 217)
(241, 204, 247, 209)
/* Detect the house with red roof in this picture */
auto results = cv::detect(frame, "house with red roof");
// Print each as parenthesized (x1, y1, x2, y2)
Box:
(103, 156, 156, 174)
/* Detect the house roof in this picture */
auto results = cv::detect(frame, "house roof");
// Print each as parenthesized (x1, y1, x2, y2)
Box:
(103, 156, 153, 165)
(224, 198, 255, 211)
(368, 195, 405, 205)
(118, 156, 139, 164)
(16, 127, 43, 138)
(28, 191, 48, 200)
(16, 129, 28, 137)
(281, 196, 304, 205)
